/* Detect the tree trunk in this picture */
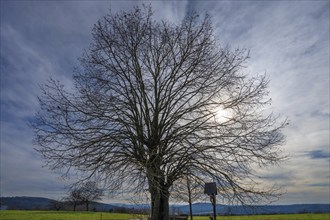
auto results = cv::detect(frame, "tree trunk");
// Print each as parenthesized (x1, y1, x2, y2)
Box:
(73, 202, 76, 212)
(150, 185, 170, 220)
(148, 170, 170, 220)
(86, 201, 89, 211)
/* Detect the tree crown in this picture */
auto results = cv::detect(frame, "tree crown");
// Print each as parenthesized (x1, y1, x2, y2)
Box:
(32, 6, 287, 205)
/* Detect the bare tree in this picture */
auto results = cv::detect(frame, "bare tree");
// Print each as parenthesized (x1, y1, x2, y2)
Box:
(49, 199, 64, 211)
(65, 181, 103, 211)
(65, 188, 83, 212)
(79, 181, 103, 211)
(32, 6, 287, 220)
(171, 175, 204, 220)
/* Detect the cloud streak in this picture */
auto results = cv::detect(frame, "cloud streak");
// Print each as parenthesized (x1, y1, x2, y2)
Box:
(305, 150, 330, 160)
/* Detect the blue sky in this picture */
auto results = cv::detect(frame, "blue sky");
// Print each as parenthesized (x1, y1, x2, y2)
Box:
(1, 1, 329, 205)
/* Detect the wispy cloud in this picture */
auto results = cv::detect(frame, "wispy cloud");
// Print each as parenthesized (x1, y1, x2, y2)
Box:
(305, 150, 330, 160)
(1, 24, 53, 118)
(261, 173, 293, 181)
(307, 183, 330, 187)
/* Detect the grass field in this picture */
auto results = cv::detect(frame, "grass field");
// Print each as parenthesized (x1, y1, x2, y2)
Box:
(0, 211, 133, 220)
(0, 210, 329, 220)
(193, 214, 330, 220)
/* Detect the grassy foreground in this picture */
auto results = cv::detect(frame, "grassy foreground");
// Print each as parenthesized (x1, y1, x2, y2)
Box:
(194, 213, 330, 220)
(0, 210, 329, 220)
(0, 211, 134, 220)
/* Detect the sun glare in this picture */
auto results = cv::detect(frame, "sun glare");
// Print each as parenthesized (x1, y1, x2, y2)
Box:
(215, 107, 232, 122)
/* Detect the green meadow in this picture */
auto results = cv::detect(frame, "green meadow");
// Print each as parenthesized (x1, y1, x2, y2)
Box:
(0, 211, 133, 220)
(1, 211, 329, 220)
(194, 213, 330, 220)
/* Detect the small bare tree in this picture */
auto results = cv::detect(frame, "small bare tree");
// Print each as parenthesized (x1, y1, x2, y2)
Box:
(171, 175, 204, 220)
(65, 181, 103, 211)
(50, 199, 64, 211)
(65, 188, 83, 211)
(32, 6, 287, 220)
(79, 181, 103, 211)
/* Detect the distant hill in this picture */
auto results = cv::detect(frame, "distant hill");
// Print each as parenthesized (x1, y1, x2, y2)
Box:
(111, 202, 330, 215)
(1, 196, 329, 215)
(0, 197, 54, 210)
(0, 196, 117, 212)
(175, 202, 330, 215)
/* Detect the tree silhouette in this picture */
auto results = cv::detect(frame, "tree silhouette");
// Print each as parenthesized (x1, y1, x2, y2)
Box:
(65, 188, 83, 212)
(171, 175, 204, 220)
(32, 6, 287, 220)
(79, 181, 103, 211)
(65, 181, 103, 211)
